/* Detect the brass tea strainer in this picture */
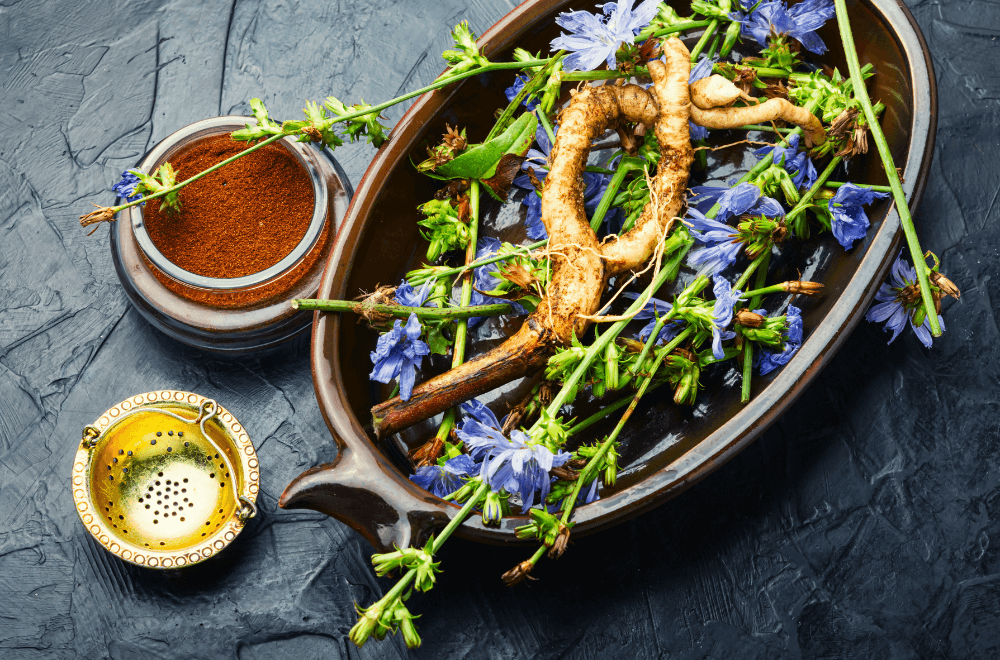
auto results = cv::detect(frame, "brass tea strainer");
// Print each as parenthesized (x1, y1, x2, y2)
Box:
(72, 390, 260, 568)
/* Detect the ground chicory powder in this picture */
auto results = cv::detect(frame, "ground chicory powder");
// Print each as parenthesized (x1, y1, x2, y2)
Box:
(144, 135, 315, 279)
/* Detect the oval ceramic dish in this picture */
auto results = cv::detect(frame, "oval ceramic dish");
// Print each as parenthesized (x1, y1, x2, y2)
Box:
(280, 0, 936, 552)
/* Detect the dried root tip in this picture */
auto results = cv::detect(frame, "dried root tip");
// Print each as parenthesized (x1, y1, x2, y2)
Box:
(734, 309, 766, 328)
(781, 280, 825, 295)
(356, 285, 397, 324)
(547, 524, 571, 560)
(80, 204, 116, 228)
(690, 75, 741, 109)
(408, 438, 444, 468)
(502, 560, 537, 587)
(690, 97, 826, 146)
(930, 271, 961, 300)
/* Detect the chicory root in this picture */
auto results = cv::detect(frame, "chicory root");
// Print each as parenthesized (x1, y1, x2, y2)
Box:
(690, 97, 827, 145)
(372, 40, 696, 437)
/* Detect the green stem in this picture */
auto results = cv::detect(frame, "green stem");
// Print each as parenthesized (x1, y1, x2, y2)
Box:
(112, 133, 285, 212)
(590, 157, 644, 232)
(561, 70, 643, 82)
(644, 19, 714, 39)
(537, 108, 557, 147)
(452, 180, 480, 366)
(565, 380, 671, 437)
(734, 251, 770, 290)
(537, 244, 698, 425)
(487, 55, 563, 141)
(428, 181, 481, 448)
(833, 0, 939, 335)
(706, 33, 721, 60)
(825, 180, 892, 192)
(689, 20, 719, 62)
(741, 283, 787, 298)
(522, 545, 548, 571)
(741, 341, 755, 403)
(740, 124, 795, 134)
(290, 299, 512, 318)
(560, 338, 679, 525)
(631, 320, 694, 382)
(785, 156, 841, 227)
(109, 58, 551, 216)
(408, 239, 547, 286)
(430, 481, 489, 552)
(367, 480, 489, 612)
(740, 252, 770, 403)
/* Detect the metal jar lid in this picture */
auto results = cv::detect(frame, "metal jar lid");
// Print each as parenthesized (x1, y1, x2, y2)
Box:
(72, 391, 260, 568)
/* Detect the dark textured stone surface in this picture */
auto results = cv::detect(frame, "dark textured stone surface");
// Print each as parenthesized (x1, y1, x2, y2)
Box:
(0, 0, 996, 658)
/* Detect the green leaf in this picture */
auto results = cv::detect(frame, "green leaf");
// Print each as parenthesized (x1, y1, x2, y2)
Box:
(433, 112, 538, 180)
(424, 325, 451, 356)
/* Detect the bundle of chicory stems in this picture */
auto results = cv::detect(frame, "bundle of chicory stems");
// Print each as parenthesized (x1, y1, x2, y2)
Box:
(84, 0, 960, 649)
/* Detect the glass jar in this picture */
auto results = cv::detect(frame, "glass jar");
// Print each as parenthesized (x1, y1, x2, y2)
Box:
(110, 117, 351, 354)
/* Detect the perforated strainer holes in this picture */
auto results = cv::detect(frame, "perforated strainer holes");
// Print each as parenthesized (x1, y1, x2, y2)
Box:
(106, 500, 132, 536)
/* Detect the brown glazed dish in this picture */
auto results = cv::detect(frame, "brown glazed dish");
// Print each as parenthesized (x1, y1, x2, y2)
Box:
(280, 0, 937, 552)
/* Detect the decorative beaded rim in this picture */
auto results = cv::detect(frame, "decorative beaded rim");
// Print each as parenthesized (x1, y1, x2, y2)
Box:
(72, 391, 260, 568)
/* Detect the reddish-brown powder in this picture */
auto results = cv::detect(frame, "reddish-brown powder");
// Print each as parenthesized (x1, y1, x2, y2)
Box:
(144, 135, 315, 278)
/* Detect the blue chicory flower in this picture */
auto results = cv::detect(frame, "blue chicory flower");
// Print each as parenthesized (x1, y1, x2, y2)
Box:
(395, 278, 435, 308)
(685, 191, 784, 277)
(457, 399, 572, 511)
(369, 313, 430, 401)
(688, 56, 714, 141)
(753, 133, 818, 189)
(685, 209, 742, 277)
(112, 171, 143, 203)
(864, 253, 946, 348)
(512, 124, 621, 238)
(504, 74, 540, 111)
(738, 0, 836, 55)
(756, 305, 804, 375)
(828, 182, 890, 249)
(711, 277, 742, 360)
(409, 454, 479, 498)
(551, 0, 661, 72)
(624, 292, 685, 344)
(688, 181, 763, 221)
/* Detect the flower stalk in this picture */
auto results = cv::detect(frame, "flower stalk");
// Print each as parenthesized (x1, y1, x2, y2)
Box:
(290, 299, 511, 319)
(82, 58, 549, 227)
(350, 481, 489, 648)
(833, 0, 939, 335)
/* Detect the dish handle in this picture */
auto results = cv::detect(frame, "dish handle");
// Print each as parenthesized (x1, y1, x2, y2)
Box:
(278, 431, 452, 554)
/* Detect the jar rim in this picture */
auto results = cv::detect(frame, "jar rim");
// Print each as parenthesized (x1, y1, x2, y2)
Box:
(127, 116, 328, 290)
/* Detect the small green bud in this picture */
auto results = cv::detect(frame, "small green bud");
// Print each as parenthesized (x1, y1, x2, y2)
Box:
(350, 601, 383, 648)
(393, 601, 422, 649)
(720, 20, 741, 58)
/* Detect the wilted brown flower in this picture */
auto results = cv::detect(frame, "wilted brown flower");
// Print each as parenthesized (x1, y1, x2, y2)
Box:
(735, 309, 766, 328)
(442, 123, 467, 152)
(781, 280, 825, 295)
(502, 560, 537, 587)
(929, 270, 961, 300)
(547, 524, 571, 559)
(79, 204, 116, 229)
